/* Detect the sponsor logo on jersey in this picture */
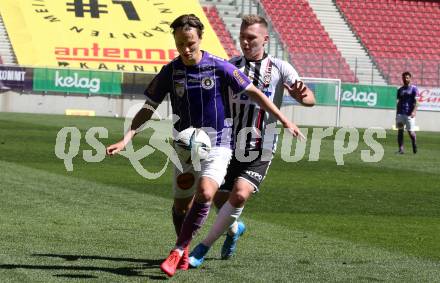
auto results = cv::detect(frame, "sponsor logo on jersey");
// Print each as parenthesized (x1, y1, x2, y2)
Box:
(199, 65, 215, 72)
(187, 78, 200, 84)
(174, 70, 185, 76)
(201, 77, 214, 90)
(263, 61, 272, 88)
(233, 69, 246, 85)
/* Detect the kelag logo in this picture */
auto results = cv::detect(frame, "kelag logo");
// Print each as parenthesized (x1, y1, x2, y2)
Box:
(338, 84, 397, 109)
(340, 86, 377, 107)
(33, 68, 121, 95)
(54, 71, 100, 93)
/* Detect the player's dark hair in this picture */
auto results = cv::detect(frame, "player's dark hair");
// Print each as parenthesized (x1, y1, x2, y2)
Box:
(402, 71, 412, 78)
(241, 14, 268, 28)
(170, 14, 204, 37)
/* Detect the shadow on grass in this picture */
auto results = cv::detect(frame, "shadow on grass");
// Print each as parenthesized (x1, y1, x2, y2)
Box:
(54, 274, 99, 279)
(0, 253, 168, 280)
(33, 253, 161, 264)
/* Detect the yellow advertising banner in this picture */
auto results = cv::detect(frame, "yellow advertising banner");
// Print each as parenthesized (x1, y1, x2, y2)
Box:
(0, 0, 228, 73)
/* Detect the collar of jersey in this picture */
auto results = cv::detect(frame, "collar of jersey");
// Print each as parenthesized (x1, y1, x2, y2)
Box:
(245, 53, 268, 63)
(179, 50, 207, 67)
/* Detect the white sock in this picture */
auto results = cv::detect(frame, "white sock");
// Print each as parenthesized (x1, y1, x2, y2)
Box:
(173, 247, 184, 256)
(218, 202, 238, 236)
(201, 201, 243, 247)
(227, 220, 238, 236)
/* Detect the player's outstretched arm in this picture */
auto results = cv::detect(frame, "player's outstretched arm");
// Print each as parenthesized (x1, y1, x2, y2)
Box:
(284, 80, 315, 107)
(106, 105, 155, 155)
(245, 84, 305, 140)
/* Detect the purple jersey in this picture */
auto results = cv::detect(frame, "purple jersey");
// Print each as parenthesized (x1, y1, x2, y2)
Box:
(144, 51, 251, 146)
(397, 85, 418, 115)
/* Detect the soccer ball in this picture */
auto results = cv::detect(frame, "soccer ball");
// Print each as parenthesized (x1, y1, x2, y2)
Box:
(174, 128, 211, 162)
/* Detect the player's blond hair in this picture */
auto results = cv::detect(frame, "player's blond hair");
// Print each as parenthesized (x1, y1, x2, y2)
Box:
(241, 14, 268, 28)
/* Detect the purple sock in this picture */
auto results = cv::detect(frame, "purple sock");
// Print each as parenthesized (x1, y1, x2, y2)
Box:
(397, 129, 404, 151)
(176, 201, 211, 249)
(172, 206, 185, 236)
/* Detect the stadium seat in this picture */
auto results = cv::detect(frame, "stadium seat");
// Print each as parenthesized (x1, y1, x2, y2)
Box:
(260, 0, 357, 82)
(336, 0, 440, 87)
(202, 6, 240, 58)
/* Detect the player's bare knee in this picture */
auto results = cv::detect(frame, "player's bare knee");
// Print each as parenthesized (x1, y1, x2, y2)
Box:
(229, 192, 247, 207)
(195, 177, 218, 203)
(195, 184, 216, 203)
(229, 182, 253, 207)
(196, 190, 214, 203)
(232, 180, 253, 201)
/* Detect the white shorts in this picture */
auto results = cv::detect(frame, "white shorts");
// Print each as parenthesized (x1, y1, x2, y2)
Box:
(173, 146, 232, 199)
(396, 114, 416, 131)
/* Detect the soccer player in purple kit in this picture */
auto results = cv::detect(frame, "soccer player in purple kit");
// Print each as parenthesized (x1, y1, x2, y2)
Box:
(396, 71, 418, 154)
(106, 14, 304, 277)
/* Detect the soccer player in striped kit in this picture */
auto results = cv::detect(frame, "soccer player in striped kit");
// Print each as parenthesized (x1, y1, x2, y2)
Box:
(106, 14, 304, 277)
(188, 15, 315, 267)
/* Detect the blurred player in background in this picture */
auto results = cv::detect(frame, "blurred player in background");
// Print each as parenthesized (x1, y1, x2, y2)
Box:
(396, 71, 418, 154)
(188, 15, 315, 268)
(107, 14, 304, 277)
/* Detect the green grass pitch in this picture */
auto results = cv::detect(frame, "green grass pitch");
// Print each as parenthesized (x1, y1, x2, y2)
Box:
(0, 112, 439, 282)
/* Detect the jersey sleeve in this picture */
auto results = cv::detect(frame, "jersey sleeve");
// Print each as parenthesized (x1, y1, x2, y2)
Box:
(413, 86, 420, 96)
(396, 88, 401, 100)
(221, 61, 251, 93)
(144, 65, 172, 107)
(413, 86, 419, 104)
(278, 59, 300, 85)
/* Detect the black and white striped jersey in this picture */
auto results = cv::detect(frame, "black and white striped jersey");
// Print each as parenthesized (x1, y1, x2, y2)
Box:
(228, 53, 299, 153)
